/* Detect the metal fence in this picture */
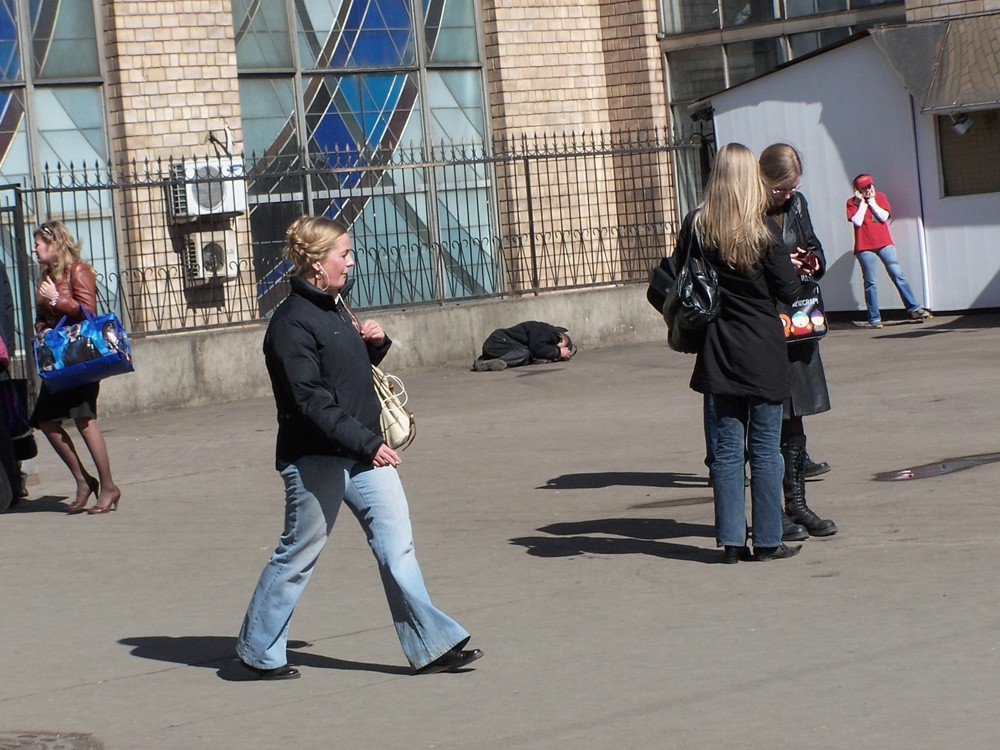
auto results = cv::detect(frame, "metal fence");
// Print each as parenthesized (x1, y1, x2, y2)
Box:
(1, 128, 701, 345)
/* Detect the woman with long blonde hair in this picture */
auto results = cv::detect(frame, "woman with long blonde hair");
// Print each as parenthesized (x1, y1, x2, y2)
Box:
(674, 144, 802, 562)
(30, 220, 120, 514)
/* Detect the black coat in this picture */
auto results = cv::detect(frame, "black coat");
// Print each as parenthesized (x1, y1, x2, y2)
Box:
(264, 276, 391, 468)
(771, 192, 832, 417)
(676, 211, 802, 403)
(481, 321, 567, 363)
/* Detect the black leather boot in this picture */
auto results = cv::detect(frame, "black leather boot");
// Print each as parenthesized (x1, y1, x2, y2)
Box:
(781, 512, 808, 542)
(782, 436, 837, 537)
(803, 451, 831, 477)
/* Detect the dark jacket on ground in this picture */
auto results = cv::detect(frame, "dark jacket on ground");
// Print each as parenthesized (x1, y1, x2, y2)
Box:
(675, 210, 802, 403)
(769, 191, 831, 418)
(264, 276, 390, 469)
(480, 321, 567, 364)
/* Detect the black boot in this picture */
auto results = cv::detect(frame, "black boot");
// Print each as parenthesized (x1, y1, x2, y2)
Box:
(782, 436, 837, 537)
(781, 512, 808, 542)
(803, 451, 831, 478)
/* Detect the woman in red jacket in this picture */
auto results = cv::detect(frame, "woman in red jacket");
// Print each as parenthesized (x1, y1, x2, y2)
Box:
(30, 221, 120, 514)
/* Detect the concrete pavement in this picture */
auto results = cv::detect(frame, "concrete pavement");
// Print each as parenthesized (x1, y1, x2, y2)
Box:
(3, 314, 999, 749)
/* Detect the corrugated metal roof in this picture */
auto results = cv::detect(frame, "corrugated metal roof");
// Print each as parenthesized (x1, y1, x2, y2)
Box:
(872, 15, 1000, 113)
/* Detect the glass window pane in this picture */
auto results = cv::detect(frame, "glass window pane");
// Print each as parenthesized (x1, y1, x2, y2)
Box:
(305, 72, 419, 153)
(425, 0, 479, 64)
(34, 86, 107, 168)
(726, 38, 783, 87)
(31, 0, 99, 79)
(722, 0, 777, 27)
(298, 0, 414, 70)
(238, 78, 297, 158)
(0, 89, 29, 181)
(851, 0, 900, 8)
(232, 0, 293, 69)
(938, 109, 1000, 197)
(668, 46, 725, 103)
(788, 27, 851, 58)
(0, 0, 19, 82)
(787, 0, 847, 17)
(426, 70, 485, 142)
(658, 0, 721, 35)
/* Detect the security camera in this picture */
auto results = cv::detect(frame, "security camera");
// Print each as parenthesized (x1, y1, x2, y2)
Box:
(689, 105, 714, 123)
(950, 112, 973, 136)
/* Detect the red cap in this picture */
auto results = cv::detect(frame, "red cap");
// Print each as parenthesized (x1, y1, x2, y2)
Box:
(854, 174, 873, 189)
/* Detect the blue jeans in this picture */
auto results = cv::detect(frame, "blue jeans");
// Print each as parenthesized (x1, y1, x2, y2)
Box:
(856, 245, 921, 324)
(703, 394, 717, 468)
(236, 455, 469, 671)
(710, 394, 784, 549)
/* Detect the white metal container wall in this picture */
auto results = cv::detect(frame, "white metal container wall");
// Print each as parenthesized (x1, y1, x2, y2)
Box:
(709, 36, 1000, 314)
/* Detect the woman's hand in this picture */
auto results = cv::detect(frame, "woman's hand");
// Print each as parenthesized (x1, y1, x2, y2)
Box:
(373, 443, 400, 469)
(38, 277, 59, 305)
(791, 248, 820, 276)
(359, 319, 386, 344)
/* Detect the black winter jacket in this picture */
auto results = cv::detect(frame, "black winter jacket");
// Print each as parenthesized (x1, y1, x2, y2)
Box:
(674, 210, 802, 403)
(264, 276, 390, 469)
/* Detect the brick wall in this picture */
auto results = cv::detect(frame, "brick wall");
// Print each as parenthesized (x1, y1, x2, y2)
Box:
(102, 0, 249, 333)
(103, 0, 243, 162)
(483, 0, 674, 288)
(906, 0, 1000, 21)
(483, 0, 666, 136)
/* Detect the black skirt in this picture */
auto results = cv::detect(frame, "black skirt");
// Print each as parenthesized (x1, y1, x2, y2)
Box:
(784, 340, 831, 419)
(29, 381, 100, 426)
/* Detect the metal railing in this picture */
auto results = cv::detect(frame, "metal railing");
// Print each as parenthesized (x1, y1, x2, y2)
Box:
(4, 128, 701, 338)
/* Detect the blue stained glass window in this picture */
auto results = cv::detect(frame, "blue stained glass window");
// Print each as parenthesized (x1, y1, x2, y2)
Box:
(239, 0, 491, 309)
(0, 90, 29, 180)
(34, 86, 107, 169)
(298, 0, 414, 69)
(424, 0, 479, 64)
(238, 78, 297, 158)
(426, 70, 485, 142)
(232, 0, 294, 69)
(30, 0, 99, 79)
(0, 0, 18, 82)
(306, 73, 417, 154)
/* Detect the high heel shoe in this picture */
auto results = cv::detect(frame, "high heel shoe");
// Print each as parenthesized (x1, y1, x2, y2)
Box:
(66, 477, 99, 514)
(87, 488, 121, 515)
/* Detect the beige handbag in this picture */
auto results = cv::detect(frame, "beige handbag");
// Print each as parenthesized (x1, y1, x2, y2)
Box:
(372, 365, 415, 451)
(341, 301, 415, 451)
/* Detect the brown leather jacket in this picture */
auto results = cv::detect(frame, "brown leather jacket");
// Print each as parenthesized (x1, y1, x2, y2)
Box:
(35, 261, 97, 332)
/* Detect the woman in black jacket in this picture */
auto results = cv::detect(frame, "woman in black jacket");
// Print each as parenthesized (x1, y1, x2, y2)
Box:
(759, 143, 837, 539)
(677, 143, 803, 563)
(235, 216, 482, 679)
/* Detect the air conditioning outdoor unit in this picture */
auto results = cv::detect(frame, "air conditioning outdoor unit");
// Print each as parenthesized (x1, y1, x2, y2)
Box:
(169, 158, 247, 221)
(183, 229, 239, 282)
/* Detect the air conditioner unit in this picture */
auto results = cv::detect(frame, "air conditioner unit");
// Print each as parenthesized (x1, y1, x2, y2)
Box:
(169, 158, 247, 220)
(183, 229, 239, 282)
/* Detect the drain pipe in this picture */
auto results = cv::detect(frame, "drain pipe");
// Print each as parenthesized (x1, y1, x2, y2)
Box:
(909, 95, 932, 310)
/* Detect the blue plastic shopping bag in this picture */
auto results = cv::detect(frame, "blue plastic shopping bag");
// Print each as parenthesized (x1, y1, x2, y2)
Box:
(34, 308, 134, 392)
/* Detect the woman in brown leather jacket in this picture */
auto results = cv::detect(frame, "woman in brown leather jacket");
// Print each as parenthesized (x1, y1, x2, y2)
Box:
(31, 221, 120, 514)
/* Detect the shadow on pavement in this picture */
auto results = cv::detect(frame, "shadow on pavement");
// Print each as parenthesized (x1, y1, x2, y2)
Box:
(6, 494, 71, 513)
(540, 471, 708, 490)
(510, 517, 716, 563)
(119, 636, 412, 681)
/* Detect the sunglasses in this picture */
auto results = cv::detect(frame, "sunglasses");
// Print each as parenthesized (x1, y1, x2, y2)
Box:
(770, 185, 798, 195)
(36, 225, 54, 239)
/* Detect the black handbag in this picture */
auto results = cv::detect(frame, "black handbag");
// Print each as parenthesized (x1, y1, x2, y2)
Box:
(661, 217, 720, 353)
(776, 279, 828, 343)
